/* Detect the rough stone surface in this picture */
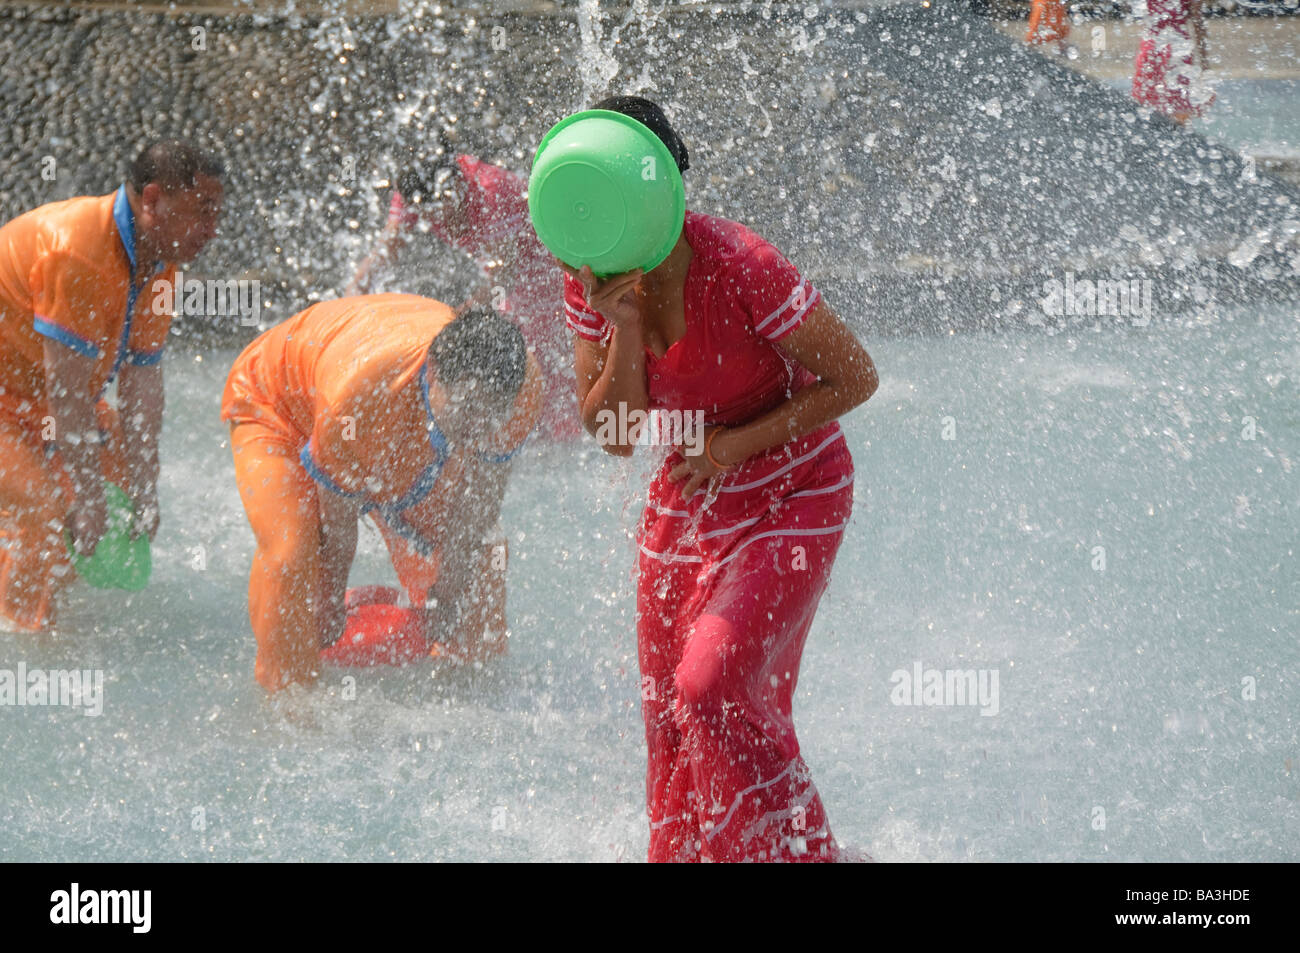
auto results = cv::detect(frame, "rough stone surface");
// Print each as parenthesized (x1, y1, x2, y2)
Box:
(0, 1, 1294, 338)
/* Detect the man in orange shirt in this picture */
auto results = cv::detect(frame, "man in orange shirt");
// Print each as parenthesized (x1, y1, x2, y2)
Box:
(1026, 0, 1070, 52)
(0, 141, 223, 630)
(221, 295, 543, 693)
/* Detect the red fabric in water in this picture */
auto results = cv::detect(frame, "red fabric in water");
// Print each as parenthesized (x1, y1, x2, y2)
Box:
(320, 587, 428, 667)
(637, 428, 853, 862)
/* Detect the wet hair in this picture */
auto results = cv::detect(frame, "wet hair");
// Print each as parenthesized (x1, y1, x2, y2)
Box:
(428, 307, 527, 405)
(128, 140, 224, 192)
(591, 95, 689, 174)
(397, 129, 459, 204)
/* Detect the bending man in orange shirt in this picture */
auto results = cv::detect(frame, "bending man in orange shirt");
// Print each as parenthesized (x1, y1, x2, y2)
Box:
(221, 295, 542, 693)
(0, 140, 223, 630)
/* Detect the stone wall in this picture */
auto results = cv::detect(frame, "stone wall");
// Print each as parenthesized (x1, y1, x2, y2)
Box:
(1, 0, 1295, 338)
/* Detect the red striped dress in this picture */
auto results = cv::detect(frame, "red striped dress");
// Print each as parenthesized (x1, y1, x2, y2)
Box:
(1131, 0, 1215, 120)
(565, 211, 854, 862)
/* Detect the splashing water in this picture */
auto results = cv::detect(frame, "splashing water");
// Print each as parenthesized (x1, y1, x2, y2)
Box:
(0, 0, 1296, 863)
(577, 0, 622, 107)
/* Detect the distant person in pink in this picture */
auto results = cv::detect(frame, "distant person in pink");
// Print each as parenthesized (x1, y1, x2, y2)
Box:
(1132, 0, 1215, 123)
(350, 137, 577, 440)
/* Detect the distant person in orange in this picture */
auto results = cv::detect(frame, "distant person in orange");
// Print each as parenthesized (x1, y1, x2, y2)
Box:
(1132, 0, 1214, 123)
(0, 141, 223, 630)
(221, 295, 543, 693)
(1025, 0, 1069, 52)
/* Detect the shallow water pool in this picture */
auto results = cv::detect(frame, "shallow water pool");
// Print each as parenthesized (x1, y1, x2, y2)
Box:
(2, 303, 1296, 861)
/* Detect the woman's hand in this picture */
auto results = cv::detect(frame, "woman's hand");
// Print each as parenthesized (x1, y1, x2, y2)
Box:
(556, 259, 644, 331)
(666, 425, 733, 501)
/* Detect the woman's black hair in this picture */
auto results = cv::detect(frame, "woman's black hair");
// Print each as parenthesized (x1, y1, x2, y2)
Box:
(428, 307, 527, 404)
(591, 95, 689, 174)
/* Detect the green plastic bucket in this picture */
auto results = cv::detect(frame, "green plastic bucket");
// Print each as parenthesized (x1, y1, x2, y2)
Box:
(66, 482, 152, 591)
(528, 109, 686, 278)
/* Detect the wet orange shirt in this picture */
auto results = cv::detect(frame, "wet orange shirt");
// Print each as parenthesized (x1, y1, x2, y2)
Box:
(221, 293, 542, 512)
(0, 187, 175, 420)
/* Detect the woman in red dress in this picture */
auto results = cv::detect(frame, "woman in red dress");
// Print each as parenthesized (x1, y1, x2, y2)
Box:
(1132, 0, 1215, 123)
(558, 97, 879, 862)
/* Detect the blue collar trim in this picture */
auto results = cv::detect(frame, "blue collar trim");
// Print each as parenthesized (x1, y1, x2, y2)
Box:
(113, 185, 137, 275)
(420, 361, 451, 461)
(100, 185, 163, 400)
(370, 361, 450, 518)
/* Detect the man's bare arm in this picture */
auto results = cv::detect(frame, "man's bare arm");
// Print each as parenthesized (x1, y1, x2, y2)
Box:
(317, 485, 361, 647)
(42, 339, 107, 554)
(426, 458, 509, 642)
(118, 362, 164, 540)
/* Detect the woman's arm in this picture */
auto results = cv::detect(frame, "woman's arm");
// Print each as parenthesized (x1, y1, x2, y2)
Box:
(572, 329, 650, 457)
(565, 264, 649, 456)
(669, 300, 878, 499)
(345, 221, 406, 296)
